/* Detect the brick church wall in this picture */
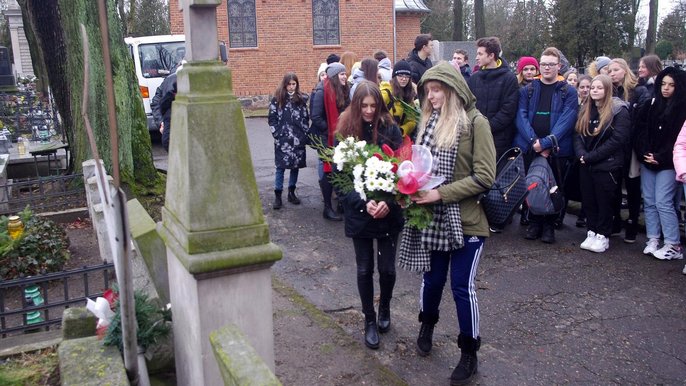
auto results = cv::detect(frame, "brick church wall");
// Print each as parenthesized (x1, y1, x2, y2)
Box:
(169, 1, 423, 100)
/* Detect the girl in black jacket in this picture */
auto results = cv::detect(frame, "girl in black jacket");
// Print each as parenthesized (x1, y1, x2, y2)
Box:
(634, 67, 686, 260)
(574, 75, 630, 253)
(336, 80, 403, 350)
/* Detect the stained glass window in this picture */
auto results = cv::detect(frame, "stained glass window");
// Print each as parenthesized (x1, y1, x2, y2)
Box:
(312, 0, 339, 46)
(228, 0, 257, 48)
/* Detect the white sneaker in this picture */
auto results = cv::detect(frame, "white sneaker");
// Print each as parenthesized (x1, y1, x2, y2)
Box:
(580, 230, 597, 250)
(643, 238, 660, 255)
(587, 234, 609, 253)
(652, 244, 684, 260)
(682, 264, 686, 275)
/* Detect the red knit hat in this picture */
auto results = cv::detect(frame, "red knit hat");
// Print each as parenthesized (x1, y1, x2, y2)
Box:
(517, 57, 539, 74)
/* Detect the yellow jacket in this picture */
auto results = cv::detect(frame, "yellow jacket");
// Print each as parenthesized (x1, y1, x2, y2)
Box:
(380, 81, 417, 137)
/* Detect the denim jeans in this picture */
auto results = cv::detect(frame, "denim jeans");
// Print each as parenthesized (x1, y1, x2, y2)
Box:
(419, 235, 484, 338)
(640, 166, 680, 245)
(274, 168, 299, 191)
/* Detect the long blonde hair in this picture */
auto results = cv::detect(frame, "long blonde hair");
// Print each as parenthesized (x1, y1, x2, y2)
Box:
(609, 58, 637, 101)
(576, 75, 614, 137)
(417, 80, 469, 149)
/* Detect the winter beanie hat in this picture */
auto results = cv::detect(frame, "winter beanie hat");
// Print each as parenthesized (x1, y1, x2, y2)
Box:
(393, 60, 412, 78)
(317, 62, 328, 79)
(517, 57, 539, 74)
(595, 56, 611, 72)
(326, 62, 346, 79)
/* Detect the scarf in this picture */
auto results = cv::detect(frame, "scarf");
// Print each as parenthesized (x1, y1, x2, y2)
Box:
(323, 79, 341, 173)
(398, 111, 465, 272)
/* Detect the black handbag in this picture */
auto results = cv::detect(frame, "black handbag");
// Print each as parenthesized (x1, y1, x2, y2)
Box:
(477, 147, 528, 227)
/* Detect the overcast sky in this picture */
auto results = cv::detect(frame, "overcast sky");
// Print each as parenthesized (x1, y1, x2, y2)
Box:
(639, 0, 678, 21)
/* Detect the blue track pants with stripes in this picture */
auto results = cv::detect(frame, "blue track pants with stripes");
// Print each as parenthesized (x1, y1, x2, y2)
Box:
(420, 235, 484, 338)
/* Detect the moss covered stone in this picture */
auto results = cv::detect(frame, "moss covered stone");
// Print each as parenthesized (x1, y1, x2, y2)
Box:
(210, 324, 281, 386)
(62, 307, 96, 340)
(58, 336, 128, 385)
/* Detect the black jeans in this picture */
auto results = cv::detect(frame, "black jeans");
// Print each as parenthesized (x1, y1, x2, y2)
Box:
(352, 236, 398, 320)
(580, 167, 621, 236)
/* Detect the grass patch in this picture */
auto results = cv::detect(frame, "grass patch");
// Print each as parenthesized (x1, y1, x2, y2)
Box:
(0, 347, 59, 385)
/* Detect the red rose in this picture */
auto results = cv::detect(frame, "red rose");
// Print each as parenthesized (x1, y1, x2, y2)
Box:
(373, 153, 383, 160)
(381, 144, 395, 157)
(391, 163, 398, 173)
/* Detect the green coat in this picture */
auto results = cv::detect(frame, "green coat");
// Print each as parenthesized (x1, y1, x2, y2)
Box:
(417, 63, 497, 237)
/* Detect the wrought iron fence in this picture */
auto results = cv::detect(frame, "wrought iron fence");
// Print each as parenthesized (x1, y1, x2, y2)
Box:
(0, 91, 63, 143)
(0, 174, 85, 216)
(0, 261, 115, 337)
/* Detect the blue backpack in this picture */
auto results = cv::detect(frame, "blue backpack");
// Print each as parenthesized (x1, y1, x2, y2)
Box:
(525, 156, 564, 216)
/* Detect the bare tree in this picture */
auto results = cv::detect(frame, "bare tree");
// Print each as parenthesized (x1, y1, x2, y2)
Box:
(453, 0, 464, 40)
(645, 0, 658, 53)
(474, 0, 485, 38)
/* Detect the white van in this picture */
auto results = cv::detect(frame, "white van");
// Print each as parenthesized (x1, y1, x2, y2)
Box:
(125, 35, 185, 132)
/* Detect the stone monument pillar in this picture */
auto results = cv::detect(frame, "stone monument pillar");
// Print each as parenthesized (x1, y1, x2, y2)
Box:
(161, 1, 281, 385)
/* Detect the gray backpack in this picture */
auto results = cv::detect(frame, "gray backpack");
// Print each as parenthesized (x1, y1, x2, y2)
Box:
(525, 156, 564, 216)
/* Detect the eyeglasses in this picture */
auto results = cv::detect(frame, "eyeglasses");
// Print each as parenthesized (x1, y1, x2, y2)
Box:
(540, 63, 559, 68)
(397, 74, 411, 80)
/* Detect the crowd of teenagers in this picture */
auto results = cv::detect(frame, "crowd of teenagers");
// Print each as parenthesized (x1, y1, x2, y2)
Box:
(266, 33, 686, 385)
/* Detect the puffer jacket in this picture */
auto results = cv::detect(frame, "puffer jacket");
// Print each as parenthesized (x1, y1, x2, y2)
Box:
(574, 98, 631, 173)
(417, 62, 497, 237)
(467, 58, 520, 158)
(342, 122, 404, 238)
(379, 81, 417, 137)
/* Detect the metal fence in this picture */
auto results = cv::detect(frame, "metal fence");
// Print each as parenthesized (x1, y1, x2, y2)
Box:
(0, 261, 115, 337)
(0, 91, 62, 142)
(0, 173, 85, 216)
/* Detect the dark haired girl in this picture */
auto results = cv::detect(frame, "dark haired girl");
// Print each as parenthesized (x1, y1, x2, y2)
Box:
(268, 73, 309, 209)
(337, 80, 403, 350)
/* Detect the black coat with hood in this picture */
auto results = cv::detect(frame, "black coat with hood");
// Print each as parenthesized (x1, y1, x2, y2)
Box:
(574, 98, 631, 173)
(634, 67, 686, 171)
(341, 122, 404, 239)
(466, 58, 520, 158)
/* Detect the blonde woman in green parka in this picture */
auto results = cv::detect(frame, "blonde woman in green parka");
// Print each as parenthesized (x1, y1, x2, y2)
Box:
(397, 62, 496, 385)
(380, 60, 418, 138)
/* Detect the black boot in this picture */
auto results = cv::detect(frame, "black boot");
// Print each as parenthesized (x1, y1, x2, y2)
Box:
(416, 312, 439, 357)
(524, 222, 541, 240)
(364, 315, 379, 349)
(273, 190, 283, 210)
(287, 187, 301, 205)
(540, 223, 555, 244)
(378, 303, 391, 333)
(319, 179, 342, 221)
(624, 218, 637, 243)
(450, 334, 481, 385)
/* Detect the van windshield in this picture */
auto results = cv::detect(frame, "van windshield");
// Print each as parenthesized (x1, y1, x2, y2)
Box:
(138, 42, 185, 78)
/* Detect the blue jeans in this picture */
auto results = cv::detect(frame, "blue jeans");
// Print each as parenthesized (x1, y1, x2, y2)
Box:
(640, 166, 680, 245)
(275, 168, 299, 191)
(419, 235, 484, 338)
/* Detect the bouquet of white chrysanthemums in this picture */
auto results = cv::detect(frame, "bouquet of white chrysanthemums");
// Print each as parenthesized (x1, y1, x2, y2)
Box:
(312, 134, 443, 229)
(331, 136, 399, 201)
